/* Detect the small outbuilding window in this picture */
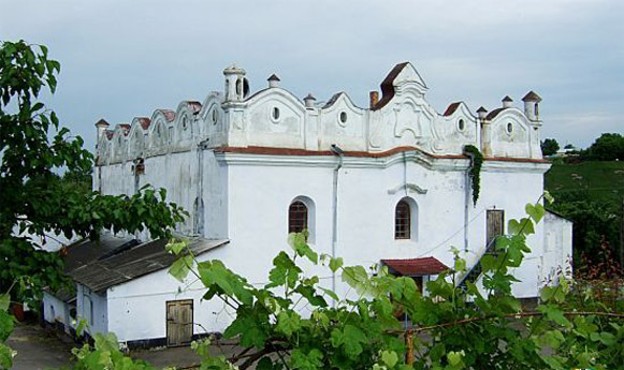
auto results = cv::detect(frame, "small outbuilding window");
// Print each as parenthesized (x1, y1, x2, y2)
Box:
(288, 201, 308, 233)
(395, 200, 411, 239)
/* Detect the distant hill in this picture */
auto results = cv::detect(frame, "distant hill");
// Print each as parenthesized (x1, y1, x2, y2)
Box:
(545, 161, 624, 203)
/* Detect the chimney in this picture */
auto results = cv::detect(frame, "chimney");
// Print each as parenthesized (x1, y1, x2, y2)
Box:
(268, 74, 280, 88)
(369, 91, 379, 109)
(502, 95, 513, 108)
(303, 93, 316, 109)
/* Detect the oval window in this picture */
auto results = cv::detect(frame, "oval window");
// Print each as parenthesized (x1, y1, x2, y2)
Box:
(339, 111, 347, 124)
(506, 122, 513, 134)
(272, 107, 280, 121)
(212, 109, 218, 125)
(458, 119, 465, 131)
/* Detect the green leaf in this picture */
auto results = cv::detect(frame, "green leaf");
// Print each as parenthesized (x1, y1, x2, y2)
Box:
(276, 311, 301, 337)
(166, 240, 187, 255)
(329, 257, 343, 273)
(290, 348, 323, 370)
(381, 350, 399, 368)
(525, 203, 545, 224)
(447, 351, 464, 367)
(168, 255, 194, 282)
(0, 343, 14, 370)
(0, 294, 9, 311)
(342, 324, 367, 358)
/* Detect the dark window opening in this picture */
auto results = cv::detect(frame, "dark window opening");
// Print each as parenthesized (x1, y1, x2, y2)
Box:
(395, 200, 411, 239)
(288, 201, 308, 233)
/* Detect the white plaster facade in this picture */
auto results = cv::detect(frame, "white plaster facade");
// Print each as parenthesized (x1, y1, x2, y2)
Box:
(47, 62, 572, 345)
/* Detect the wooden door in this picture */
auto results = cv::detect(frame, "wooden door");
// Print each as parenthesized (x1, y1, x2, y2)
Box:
(166, 300, 193, 346)
(486, 210, 505, 248)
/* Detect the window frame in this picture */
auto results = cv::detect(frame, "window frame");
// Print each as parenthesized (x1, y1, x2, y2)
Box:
(394, 199, 411, 240)
(288, 200, 308, 234)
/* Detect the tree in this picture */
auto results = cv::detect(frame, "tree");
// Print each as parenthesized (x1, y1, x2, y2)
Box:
(541, 138, 560, 156)
(0, 40, 187, 305)
(581, 133, 624, 161)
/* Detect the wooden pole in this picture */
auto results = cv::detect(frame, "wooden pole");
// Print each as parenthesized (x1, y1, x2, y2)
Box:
(405, 330, 414, 365)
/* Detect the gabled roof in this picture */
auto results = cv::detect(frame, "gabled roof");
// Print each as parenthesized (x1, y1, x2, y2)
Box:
(63, 235, 228, 293)
(135, 117, 151, 130)
(485, 107, 506, 120)
(381, 257, 449, 277)
(373, 62, 427, 111)
(443, 102, 461, 117)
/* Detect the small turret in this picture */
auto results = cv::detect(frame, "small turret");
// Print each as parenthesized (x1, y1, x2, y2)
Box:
(95, 118, 110, 140)
(223, 64, 249, 103)
(502, 95, 513, 108)
(476, 106, 488, 120)
(268, 74, 280, 88)
(522, 91, 542, 121)
(303, 93, 316, 109)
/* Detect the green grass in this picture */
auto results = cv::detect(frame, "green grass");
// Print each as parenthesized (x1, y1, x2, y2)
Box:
(544, 161, 624, 203)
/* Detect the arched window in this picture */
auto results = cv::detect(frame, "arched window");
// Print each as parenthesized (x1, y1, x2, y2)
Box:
(288, 201, 308, 233)
(395, 200, 411, 239)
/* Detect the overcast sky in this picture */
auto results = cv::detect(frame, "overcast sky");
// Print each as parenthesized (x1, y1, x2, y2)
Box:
(2, 0, 622, 151)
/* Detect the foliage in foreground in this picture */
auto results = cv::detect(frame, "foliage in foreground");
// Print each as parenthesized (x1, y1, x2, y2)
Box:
(2, 198, 617, 369)
(160, 197, 623, 370)
(0, 40, 187, 305)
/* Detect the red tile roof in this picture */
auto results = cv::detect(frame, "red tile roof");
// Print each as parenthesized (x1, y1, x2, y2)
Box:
(443, 102, 461, 117)
(187, 101, 202, 113)
(136, 117, 151, 130)
(381, 257, 449, 277)
(157, 109, 176, 122)
(373, 62, 409, 111)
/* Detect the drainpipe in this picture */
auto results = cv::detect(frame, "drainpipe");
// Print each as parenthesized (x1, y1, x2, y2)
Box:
(197, 139, 210, 236)
(463, 149, 474, 253)
(330, 144, 344, 303)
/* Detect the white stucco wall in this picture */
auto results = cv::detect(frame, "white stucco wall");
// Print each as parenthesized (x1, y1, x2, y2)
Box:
(76, 284, 108, 336)
(42, 292, 71, 332)
(541, 211, 574, 284)
(106, 251, 233, 343)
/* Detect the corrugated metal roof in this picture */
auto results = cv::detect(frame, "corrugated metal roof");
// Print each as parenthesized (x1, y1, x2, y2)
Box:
(64, 236, 228, 293)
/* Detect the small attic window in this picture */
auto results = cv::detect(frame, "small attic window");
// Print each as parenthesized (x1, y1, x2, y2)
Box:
(272, 107, 280, 121)
(212, 109, 218, 125)
(339, 111, 348, 124)
(506, 122, 513, 134)
(182, 116, 188, 130)
(458, 119, 465, 131)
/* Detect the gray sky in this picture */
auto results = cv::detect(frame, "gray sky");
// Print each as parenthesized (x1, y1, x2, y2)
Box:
(2, 0, 622, 151)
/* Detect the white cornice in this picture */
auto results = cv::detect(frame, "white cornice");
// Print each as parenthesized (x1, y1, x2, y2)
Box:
(214, 150, 470, 171)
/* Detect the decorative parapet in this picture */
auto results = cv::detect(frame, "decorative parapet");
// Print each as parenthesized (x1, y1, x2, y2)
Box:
(95, 62, 543, 165)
